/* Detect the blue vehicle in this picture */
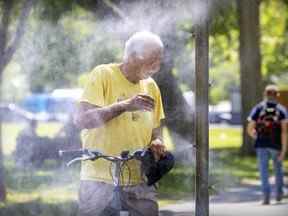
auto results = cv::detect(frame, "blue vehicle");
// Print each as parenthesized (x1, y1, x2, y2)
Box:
(21, 93, 51, 114)
(21, 89, 82, 121)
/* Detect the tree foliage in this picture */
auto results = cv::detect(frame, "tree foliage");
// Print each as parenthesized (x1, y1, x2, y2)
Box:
(260, 0, 288, 80)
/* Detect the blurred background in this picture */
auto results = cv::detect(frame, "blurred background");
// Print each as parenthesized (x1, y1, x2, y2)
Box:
(0, 0, 287, 215)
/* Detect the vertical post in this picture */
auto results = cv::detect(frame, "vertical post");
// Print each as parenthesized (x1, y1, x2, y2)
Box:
(194, 0, 209, 215)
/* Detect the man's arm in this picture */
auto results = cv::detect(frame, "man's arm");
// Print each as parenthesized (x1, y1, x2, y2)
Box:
(151, 126, 163, 141)
(149, 124, 166, 160)
(279, 120, 288, 161)
(74, 94, 155, 129)
(74, 102, 126, 129)
(247, 120, 257, 139)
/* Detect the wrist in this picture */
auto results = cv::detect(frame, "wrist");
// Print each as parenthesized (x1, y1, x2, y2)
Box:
(116, 101, 127, 113)
(155, 137, 163, 141)
(151, 137, 163, 144)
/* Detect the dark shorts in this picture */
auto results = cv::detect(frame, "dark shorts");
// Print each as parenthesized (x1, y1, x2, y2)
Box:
(78, 180, 158, 216)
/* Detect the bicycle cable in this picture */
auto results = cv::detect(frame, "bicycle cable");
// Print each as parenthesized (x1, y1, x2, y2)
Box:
(121, 161, 132, 187)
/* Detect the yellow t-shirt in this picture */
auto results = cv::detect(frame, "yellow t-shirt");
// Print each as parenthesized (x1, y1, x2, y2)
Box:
(79, 63, 165, 185)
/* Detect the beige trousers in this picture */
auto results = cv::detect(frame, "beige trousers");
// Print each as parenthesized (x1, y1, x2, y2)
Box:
(78, 180, 158, 216)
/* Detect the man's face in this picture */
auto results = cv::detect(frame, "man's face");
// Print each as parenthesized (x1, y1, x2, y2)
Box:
(265, 90, 278, 101)
(136, 48, 162, 80)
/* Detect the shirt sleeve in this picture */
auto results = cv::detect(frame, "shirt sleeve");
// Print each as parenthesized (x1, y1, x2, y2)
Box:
(247, 105, 260, 122)
(278, 105, 288, 122)
(79, 67, 106, 107)
(284, 108, 288, 119)
(151, 82, 165, 128)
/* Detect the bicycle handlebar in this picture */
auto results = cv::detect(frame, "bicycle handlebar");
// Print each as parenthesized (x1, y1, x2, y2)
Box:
(59, 148, 146, 167)
(59, 148, 175, 186)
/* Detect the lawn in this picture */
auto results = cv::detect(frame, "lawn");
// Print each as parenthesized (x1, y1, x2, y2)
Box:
(209, 126, 242, 149)
(2, 122, 242, 155)
(2, 122, 174, 156)
(1, 158, 79, 216)
(1, 122, 62, 155)
(1, 122, 287, 215)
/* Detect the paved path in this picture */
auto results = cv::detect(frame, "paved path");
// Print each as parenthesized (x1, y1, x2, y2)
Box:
(160, 184, 288, 216)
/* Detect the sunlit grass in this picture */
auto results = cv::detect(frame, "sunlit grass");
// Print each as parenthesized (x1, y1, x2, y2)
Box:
(7, 186, 77, 204)
(2, 122, 241, 155)
(163, 127, 174, 151)
(2, 122, 174, 156)
(37, 122, 62, 137)
(1, 123, 25, 155)
(0, 122, 179, 212)
(3, 123, 288, 214)
(209, 126, 242, 149)
(0, 156, 79, 216)
(1, 122, 62, 155)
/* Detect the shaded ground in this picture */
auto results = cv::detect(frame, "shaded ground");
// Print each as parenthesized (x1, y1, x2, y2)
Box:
(0, 200, 77, 216)
(160, 182, 288, 216)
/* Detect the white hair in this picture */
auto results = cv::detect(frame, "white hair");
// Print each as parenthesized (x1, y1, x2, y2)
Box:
(123, 31, 164, 61)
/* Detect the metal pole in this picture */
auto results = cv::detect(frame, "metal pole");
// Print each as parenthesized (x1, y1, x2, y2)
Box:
(195, 0, 209, 215)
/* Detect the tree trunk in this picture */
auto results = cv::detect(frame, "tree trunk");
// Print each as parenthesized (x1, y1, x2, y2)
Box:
(155, 65, 194, 144)
(0, 0, 13, 201)
(237, 0, 263, 155)
(0, 75, 5, 201)
(93, 0, 195, 145)
(0, 0, 35, 201)
(154, 34, 194, 145)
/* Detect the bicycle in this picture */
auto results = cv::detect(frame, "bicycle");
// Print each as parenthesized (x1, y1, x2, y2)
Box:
(59, 148, 173, 216)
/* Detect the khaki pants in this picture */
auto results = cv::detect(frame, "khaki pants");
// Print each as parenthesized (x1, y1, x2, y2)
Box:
(78, 180, 158, 216)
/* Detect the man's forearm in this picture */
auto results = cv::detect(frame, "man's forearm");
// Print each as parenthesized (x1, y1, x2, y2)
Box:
(151, 127, 163, 142)
(77, 102, 126, 129)
(281, 133, 287, 153)
(281, 121, 287, 154)
(247, 121, 256, 139)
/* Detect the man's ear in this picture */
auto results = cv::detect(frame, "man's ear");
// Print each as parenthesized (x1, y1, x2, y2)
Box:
(128, 52, 137, 63)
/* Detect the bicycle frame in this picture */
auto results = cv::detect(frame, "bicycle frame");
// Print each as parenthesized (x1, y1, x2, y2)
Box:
(110, 160, 128, 216)
(59, 149, 144, 216)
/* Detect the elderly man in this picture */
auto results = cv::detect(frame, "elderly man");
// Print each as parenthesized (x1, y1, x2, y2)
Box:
(247, 85, 288, 205)
(75, 31, 166, 216)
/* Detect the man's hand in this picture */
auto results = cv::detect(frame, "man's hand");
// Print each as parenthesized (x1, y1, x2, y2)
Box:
(150, 138, 166, 161)
(121, 94, 155, 112)
(278, 151, 286, 161)
(251, 131, 257, 140)
(247, 121, 257, 140)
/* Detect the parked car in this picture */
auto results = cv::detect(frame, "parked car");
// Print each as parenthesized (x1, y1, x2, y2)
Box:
(183, 92, 241, 125)
(20, 89, 83, 122)
(0, 103, 34, 122)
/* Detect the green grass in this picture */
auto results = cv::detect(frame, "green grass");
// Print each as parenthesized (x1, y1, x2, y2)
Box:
(1, 122, 62, 155)
(209, 126, 242, 149)
(1, 122, 241, 155)
(1, 123, 287, 214)
(0, 122, 178, 213)
(215, 149, 288, 180)
(0, 156, 79, 216)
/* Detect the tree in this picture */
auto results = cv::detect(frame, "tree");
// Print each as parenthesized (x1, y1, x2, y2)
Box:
(154, 32, 194, 144)
(260, 0, 288, 81)
(237, 0, 262, 155)
(0, 0, 35, 201)
(34, 0, 196, 144)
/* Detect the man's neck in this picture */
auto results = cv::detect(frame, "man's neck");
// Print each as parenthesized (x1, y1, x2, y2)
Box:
(265, 98, 277, 104)
(119, 62, 140, 84)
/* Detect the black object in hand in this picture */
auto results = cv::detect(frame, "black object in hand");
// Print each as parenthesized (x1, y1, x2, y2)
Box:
(140, 149, 175, 186)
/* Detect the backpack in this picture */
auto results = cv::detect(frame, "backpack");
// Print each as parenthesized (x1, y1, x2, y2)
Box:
(255, 102, 281, 141)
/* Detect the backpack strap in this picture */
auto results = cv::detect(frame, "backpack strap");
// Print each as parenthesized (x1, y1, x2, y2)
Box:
(258, 101, 267, 120)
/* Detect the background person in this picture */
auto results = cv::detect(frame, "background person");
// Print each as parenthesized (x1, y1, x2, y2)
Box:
(247, 85, 288, 205)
